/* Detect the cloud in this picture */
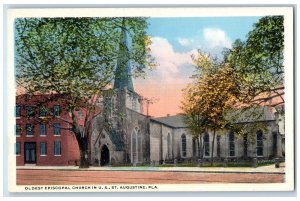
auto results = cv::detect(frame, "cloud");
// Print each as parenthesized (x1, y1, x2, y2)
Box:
(149, 37, 197, 83)
(134, 29, 232, 117)
(203, 28, 232, 49)
(177, 37, 193, 47)
(176, 28, 232, 58)
(134, 37, 197, 117)
(177, 37, 201, 49)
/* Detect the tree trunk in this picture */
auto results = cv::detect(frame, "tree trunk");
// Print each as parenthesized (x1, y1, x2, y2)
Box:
(78, 136, 89, 168)
(71, 109, 90, 168)
(210, 128, 216, 166)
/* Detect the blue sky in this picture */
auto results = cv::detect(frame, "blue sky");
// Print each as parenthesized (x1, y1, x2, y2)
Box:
(135, 17, 263, 117)
(147, 17, 261, 53)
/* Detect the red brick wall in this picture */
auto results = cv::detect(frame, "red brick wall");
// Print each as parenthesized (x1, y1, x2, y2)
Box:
(16, 94, 80, 166)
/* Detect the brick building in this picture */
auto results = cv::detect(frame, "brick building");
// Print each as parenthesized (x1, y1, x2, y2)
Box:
(15, 94, 80, 166)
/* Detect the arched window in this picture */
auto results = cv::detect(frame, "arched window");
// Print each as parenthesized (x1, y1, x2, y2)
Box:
(192, 138, 197, 157)
(181, 134, 187, 157)
(229, 131, 235, 156)
(137, 129, 142, 162)
(217, 135, 221, 157)
(257, 130, 263, 156)
(243, 133, 248, 158)
(204, 133, 210, 156)
(167, 133, 172, 159)
(131, 129, 137, 163)
(131, 128, 142, 163)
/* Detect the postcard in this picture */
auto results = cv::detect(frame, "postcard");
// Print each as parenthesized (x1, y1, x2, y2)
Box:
(6, 6, 294, 192)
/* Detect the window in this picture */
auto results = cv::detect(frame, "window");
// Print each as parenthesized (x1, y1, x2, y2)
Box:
(137, 131, 142, 162)
(54, 141, 61, 156)
(229, 132, 235, 157)
(26, 106, 34, 117)
(131, 128, 142, 163)
(53, 123, 61, 136)
(16, 124, 21, 136)
(132, 98, 137, 111)
(78, 111, 83, 120)
(204, 133, 210, 156)
(257, 130, 264, 156)
(181, 134, 187, 157)
(53, 105, 60, 116)
(79, 125, 84, 134)
(16, 106, 21, 117)
(167, 133, 172, 159)
(40, 142, 47, 155)
(40, 124, 46, 136)
(40, 106, 47, 117)
(243, 134, 248, 158)
(15, 142, 21, 155)
(217, 135, 221, 157)
(272, 132, 277, 156)
(110, 99, 114, 117)
(26, 124, 34, 136)
(131, 130, 137, 163)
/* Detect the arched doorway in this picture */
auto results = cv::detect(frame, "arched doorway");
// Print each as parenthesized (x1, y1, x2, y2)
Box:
(100, 145, 110, 166)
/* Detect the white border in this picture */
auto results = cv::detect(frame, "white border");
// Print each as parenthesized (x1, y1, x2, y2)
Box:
(6, 7, 294, 192)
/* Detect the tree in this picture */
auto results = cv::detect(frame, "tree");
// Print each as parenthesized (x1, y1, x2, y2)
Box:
(224, 16, 284, 107)
(15, 17, 153, 167)
(182, 52, 238, 165)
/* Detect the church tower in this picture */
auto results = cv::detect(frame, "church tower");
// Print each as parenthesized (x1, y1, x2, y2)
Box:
(91, 20, 150, 166)
(112, 21, 142, 114)
(113, 23, 134, 92)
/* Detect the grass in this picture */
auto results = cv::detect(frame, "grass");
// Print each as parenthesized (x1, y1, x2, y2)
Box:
(159, 162, 252, 168)
(112, 161, 275, 168)
(111, 161, 277, 168)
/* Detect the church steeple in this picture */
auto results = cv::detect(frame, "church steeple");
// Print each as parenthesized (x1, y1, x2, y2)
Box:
(113, 20, 134, 92)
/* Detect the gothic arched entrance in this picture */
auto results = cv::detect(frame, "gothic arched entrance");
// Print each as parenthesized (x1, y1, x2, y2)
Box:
(100, 145, 110, 166)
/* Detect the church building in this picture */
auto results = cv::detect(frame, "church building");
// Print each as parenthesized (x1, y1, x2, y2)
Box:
(90, 27, 151, 166)
(90, 27, 285, 166)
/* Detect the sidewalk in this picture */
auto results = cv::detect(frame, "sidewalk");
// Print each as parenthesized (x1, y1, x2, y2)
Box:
(17, 163, 285, 174)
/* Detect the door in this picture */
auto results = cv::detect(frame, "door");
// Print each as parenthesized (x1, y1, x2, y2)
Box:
(100, 145, 110, 166)
(24, 142, 36, 164)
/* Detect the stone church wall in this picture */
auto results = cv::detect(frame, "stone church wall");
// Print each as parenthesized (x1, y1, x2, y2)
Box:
(149, 121, 162, 163)
(173, 128, 194, 160)
(201, 121, 281, 160)
(150, 119, 282, 164)
(125, 108, 150, 164)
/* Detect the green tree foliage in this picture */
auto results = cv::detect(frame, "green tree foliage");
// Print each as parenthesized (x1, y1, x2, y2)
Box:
(15, 17, 153, 167)
(224, 16, 284, 107)
(182, 52, 238, 164)
(182, 16, 283, 163)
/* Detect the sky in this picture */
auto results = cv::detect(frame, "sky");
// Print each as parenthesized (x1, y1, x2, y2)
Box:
(133, 17, 262, 117)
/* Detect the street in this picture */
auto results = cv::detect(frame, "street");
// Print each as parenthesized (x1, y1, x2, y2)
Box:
(17, 169, 284, 185)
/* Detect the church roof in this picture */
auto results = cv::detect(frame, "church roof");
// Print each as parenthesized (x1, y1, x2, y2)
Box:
(152, 114, 187, 128)
(113, 25, 134, 92)
(231, 106, 276, 123)
(152, 106, 276, 128)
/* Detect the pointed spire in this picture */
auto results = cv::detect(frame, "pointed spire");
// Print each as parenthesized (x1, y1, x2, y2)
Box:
(113, 19, 134, 92)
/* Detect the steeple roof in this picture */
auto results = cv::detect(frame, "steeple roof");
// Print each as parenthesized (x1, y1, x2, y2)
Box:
(113, 24, 134, 92)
